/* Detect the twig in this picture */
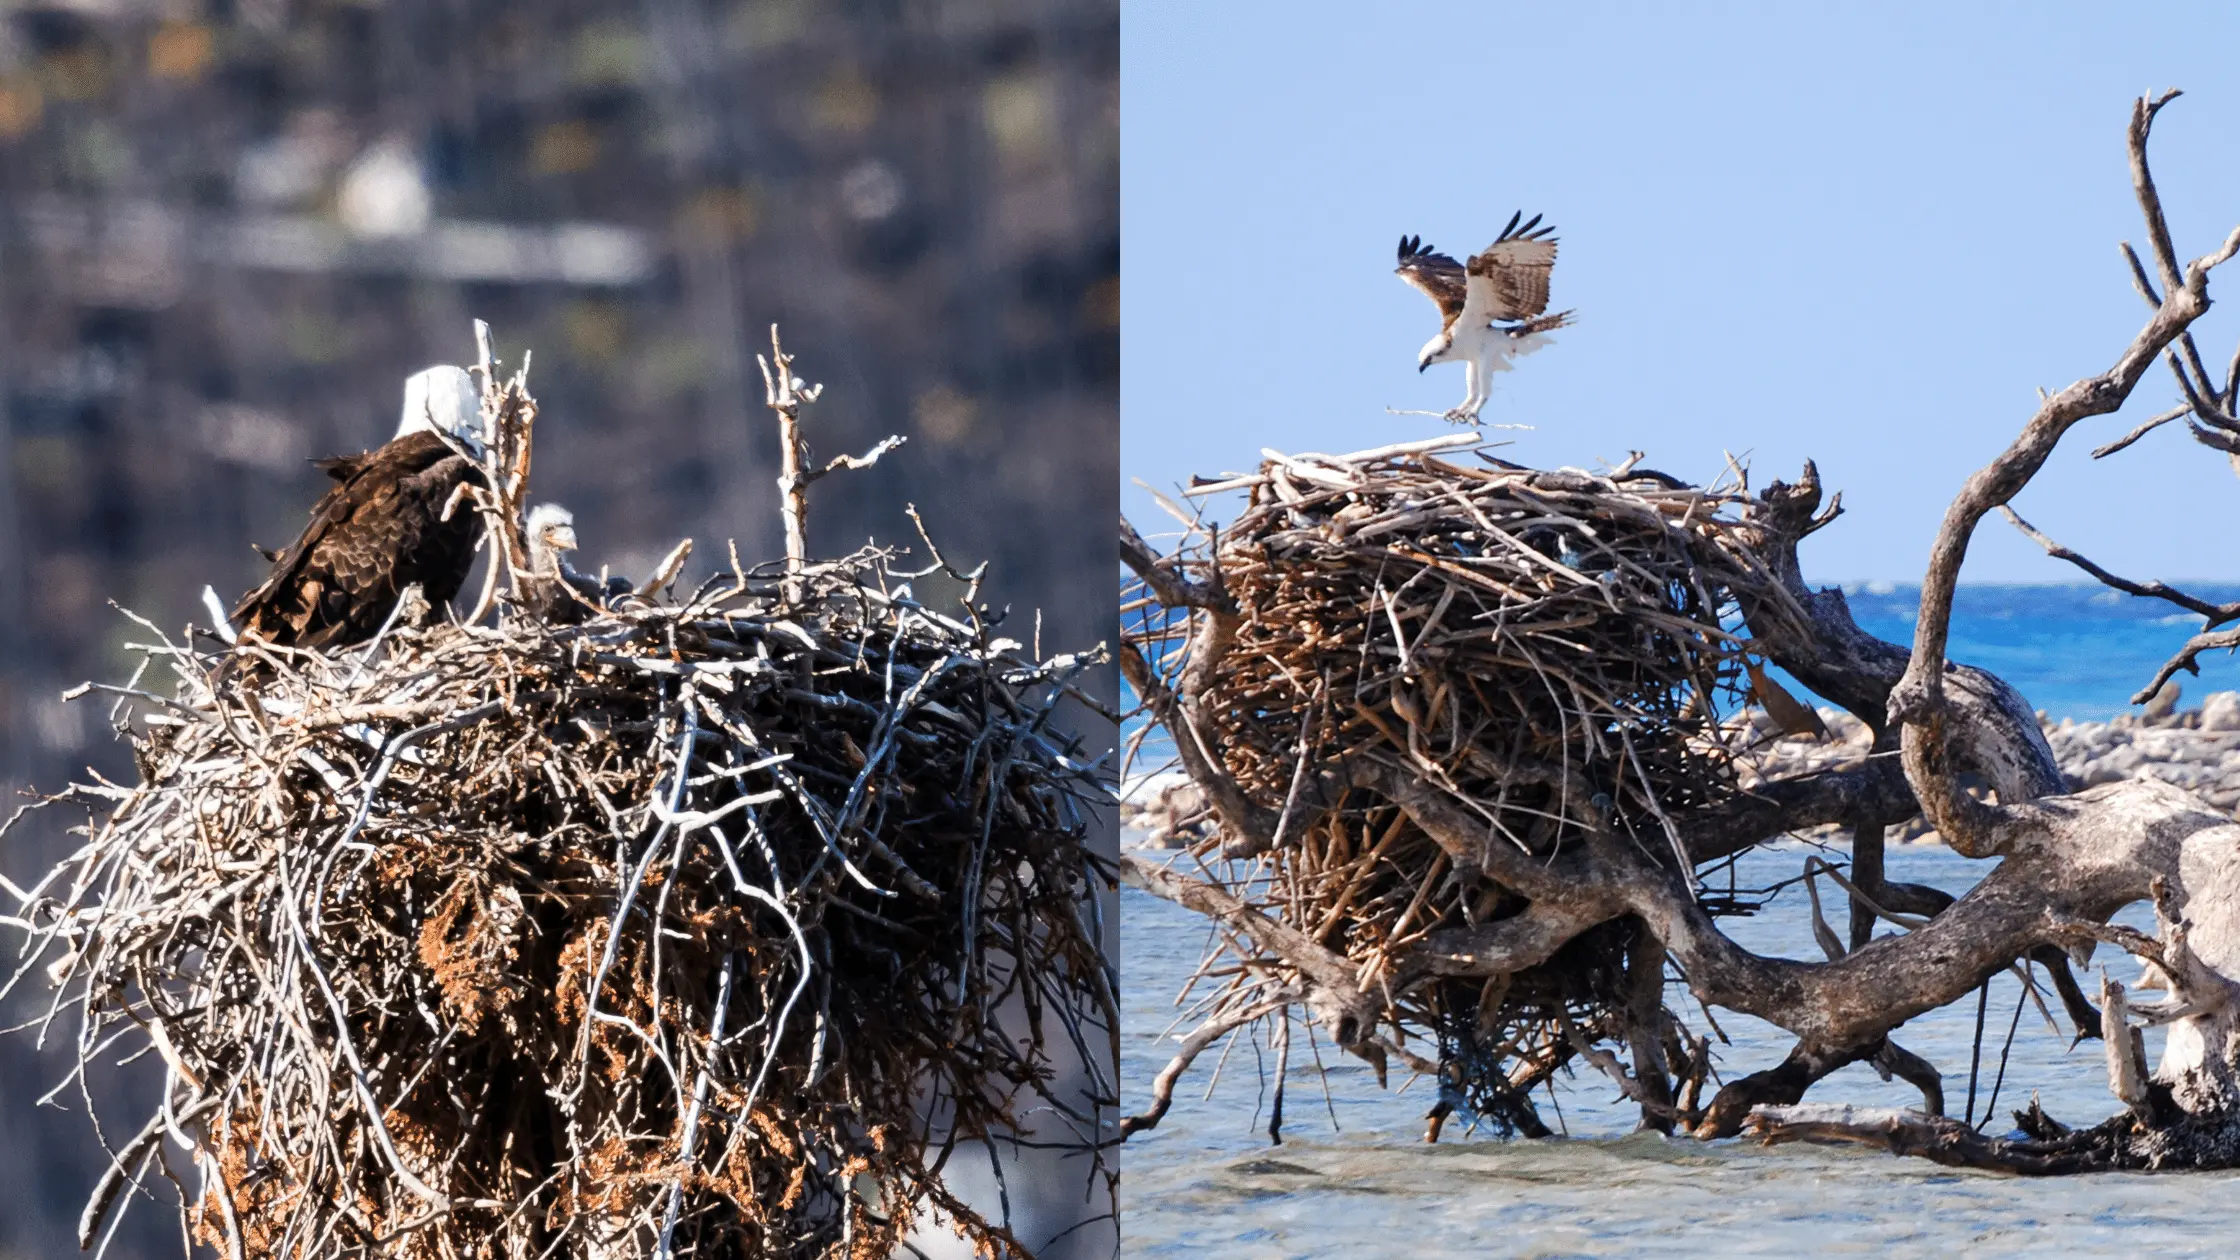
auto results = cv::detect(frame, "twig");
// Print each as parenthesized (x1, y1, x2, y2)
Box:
(758, 324, 826, 606)
(2001, 506, 2240, 625)
(2091, 403, 2190, 458)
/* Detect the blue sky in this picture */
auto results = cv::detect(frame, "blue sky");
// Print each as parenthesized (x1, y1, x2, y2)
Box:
(1122, 2, 2240, 584)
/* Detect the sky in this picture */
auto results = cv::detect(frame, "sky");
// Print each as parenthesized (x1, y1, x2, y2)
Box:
(1122, 1, 2240, 584)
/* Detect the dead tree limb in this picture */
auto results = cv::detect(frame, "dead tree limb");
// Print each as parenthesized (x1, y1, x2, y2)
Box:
(759, 324, 826, 606)
(1892, 91, 2240, 856)
(2001, 505, 2240, 626)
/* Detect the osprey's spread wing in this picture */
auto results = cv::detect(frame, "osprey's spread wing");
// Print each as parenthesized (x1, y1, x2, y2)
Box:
(233, 429, 485, 648)
(1395, 235, 1468, 328)
(1464, 211, 1560, 323)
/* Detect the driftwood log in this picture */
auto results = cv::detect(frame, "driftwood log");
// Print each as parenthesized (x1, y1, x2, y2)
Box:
(1120, 90, 2240, 1172)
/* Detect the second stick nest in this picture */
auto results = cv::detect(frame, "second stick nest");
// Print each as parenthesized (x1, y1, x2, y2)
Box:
(1129, 440, 1794, 1130)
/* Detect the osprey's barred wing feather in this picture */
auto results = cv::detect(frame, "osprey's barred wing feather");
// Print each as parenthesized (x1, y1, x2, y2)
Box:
(1466, 211, 1561, 321)
(1395, 234, 1468, 327)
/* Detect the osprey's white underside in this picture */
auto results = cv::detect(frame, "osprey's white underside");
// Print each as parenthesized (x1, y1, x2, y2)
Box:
(1422, 322, 1555, 421)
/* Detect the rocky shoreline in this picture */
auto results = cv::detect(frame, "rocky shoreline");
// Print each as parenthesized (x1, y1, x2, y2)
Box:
(1122, 688, 2240, 849)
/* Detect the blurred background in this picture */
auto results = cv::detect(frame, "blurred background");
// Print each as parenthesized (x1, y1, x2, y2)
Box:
(0, 0, 1116, 1254)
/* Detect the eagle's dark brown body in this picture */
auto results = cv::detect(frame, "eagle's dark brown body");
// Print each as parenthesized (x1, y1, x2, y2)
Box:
(232, 429, 485, 649)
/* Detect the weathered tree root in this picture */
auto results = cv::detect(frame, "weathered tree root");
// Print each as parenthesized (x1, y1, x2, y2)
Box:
(1747, 1104, 2118, 1175)
(1749, 1094, 2240, 1174)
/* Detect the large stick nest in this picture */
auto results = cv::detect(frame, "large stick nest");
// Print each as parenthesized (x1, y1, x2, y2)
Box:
(1127, 437, 1797, 1130)
(15, 556, 1113, 1258)
(5, 356, 1114, 1259)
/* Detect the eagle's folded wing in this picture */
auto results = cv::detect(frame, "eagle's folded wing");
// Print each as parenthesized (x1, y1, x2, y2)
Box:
(233, 432, 481, 648)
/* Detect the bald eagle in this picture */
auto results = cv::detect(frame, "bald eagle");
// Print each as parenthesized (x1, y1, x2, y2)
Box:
(520, 503, 630, 625)
(231, 366, 488, 649)
(1396, 211, 1575, 423)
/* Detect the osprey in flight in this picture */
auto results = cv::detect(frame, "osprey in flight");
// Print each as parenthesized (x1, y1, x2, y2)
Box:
(1396, 211, 1574, 423)
(232, 366, 489, 649)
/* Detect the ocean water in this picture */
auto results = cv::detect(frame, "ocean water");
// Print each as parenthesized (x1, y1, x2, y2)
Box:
(1119, 585, 2240, 1256)
(1835, 582, 2240, 721)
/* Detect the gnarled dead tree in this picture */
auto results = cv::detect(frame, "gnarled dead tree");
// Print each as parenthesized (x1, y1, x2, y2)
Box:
(1121, 90, 2240, 1171)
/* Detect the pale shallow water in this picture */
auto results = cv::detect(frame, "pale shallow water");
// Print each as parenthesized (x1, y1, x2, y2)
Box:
(1120, 842, 2240, 1257)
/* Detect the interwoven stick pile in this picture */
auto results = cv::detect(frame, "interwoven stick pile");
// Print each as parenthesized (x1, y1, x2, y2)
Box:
(3, 335, 1115, 1259)
(1125, 435, 1795, 1132)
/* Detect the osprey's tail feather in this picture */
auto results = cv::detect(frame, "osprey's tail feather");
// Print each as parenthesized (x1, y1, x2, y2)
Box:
(1510, 309, 1575, 335)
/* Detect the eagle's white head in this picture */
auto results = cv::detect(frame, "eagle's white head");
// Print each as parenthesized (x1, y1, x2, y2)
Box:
(396, 365, 485, 454)
(526, 503, 580, 561)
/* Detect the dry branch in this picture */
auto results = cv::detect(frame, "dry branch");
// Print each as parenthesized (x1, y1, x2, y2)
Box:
(1892, 90, 2240, 856)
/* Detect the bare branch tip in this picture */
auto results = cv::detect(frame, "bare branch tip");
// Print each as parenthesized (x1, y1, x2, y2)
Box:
(2201, 225, 2240, 274)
